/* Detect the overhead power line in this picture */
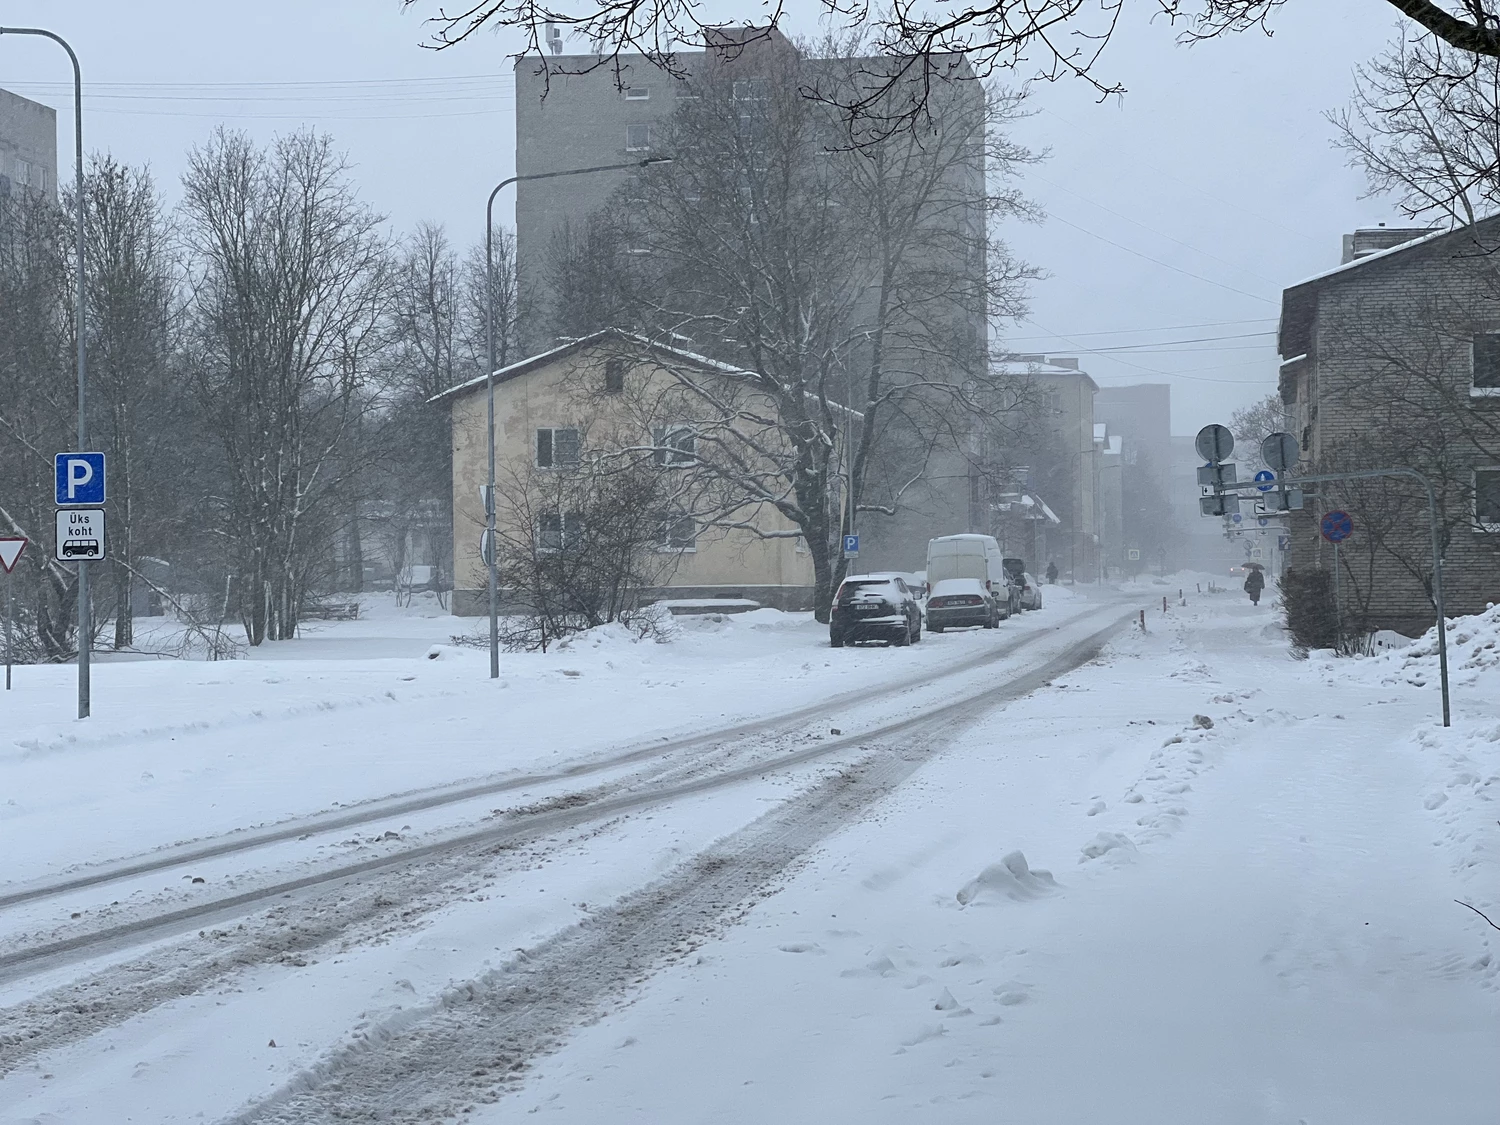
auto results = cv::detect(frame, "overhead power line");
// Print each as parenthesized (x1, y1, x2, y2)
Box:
(1003, 317, 1276, 342)
(1043, 213, 1278, 306)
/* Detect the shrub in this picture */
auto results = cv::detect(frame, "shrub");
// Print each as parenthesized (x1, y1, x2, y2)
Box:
(1280, 566, 1338, 654)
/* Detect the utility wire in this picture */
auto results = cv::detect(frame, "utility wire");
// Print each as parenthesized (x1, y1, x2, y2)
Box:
(1004, 316, 1276, 341)
(1029, 170, 1280, 287)
(1016, 316, 1277, 385)
(1044, 213, 1278, 305)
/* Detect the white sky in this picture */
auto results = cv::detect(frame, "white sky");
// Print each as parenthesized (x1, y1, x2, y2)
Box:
(0, 0, 1405, 434)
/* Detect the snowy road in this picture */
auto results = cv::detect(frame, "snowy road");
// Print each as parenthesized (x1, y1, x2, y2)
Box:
(3, 586, 1495, 1122)
(1, 590, 1133, 1121)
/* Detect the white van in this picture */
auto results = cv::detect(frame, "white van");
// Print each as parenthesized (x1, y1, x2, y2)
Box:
(925, 534, 1011, 618)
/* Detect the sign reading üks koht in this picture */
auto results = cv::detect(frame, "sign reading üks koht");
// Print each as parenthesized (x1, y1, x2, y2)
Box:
(55, 508, 106, 562)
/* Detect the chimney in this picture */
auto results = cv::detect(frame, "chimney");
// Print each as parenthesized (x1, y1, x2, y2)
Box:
(1339, 223, 1439, 264)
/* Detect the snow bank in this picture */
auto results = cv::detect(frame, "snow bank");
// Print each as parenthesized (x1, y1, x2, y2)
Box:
(954, 850, 1057, 904)
(1356, 602, 1500, 689)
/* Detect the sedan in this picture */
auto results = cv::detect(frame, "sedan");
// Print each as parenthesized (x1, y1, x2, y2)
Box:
(925, 578, 1001, 632)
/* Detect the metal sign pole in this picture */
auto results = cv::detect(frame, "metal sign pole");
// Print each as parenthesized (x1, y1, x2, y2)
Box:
(5, 570, 12, 691)
(1332, 540, 1341, 641)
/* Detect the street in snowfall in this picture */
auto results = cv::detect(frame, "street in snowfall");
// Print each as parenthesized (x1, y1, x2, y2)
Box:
(0, 587, 1493, 1122)
(4, 0, 1500, 1122)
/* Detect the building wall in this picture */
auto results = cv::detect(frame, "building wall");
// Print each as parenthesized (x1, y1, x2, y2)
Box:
(1029, 368, 1100, 581)
(513, 38, 989, 574)
(1094, 383, 1172, 488)
(1281, 239, 1500, 634)
(0, 88, 57, 197)
(513, 57, 684, 353)
(448, 342, 815, 614)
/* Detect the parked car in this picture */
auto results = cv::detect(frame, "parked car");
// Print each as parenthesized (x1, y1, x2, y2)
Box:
(1001, 557, 1029, 615)
(830, 575, 923, 647)
(925, 578, 1001, 632)
(1016, 572, 1043, 611)
(927, 535, 1012, 616)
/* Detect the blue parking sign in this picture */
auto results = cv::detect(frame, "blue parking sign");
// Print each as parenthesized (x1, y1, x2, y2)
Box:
(55, 452, 106, 505)
(842, 534, 860, 558)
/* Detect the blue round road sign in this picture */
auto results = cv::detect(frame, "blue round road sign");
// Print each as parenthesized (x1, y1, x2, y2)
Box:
(1321, 510, 1353, 543)
(1254, 469, 1276, 492)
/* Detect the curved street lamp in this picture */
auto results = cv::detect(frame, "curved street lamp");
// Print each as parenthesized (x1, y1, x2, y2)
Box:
(0, 26, 89, 717)
(480, 155, 673, 678)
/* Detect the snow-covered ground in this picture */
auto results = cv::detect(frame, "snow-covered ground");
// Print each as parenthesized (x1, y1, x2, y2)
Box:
(488, 592, 1500, 1124)
(0, 590, 1084, 888)
(2, 582, 1496, 1122)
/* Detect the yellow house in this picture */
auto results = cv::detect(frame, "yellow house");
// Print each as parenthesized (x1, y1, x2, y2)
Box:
(432, 329, 819, 614)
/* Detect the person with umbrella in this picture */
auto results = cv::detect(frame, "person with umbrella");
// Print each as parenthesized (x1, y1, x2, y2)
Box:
(1243, 562, 1265, 606)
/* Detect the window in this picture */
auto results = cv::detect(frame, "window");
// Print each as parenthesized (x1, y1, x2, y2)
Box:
(605, 358, 625, 393)
(624, 87, 650, 100)
(658, 512, 697, 551)
(733, 77, 767, 101)
(538, 510, 585, 552)
(625, 124, 651, 151)
(1473, 333, 1500, 395)
(1477, 468, 1500, 530)
(653, 424, 696, 466)
(536, 427, 580, 468)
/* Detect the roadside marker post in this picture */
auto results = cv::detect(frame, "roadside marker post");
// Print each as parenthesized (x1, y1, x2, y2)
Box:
(0, 537, 25, 691)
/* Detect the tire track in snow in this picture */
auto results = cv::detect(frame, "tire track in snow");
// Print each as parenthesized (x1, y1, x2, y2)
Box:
(219, 618, 1128, 1125)
(0, 602, 1110, 917)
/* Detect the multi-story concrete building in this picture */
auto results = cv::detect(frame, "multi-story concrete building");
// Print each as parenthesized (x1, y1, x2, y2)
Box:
(0, 87, 57, 198)
(995, 355, 1102, 581)
(1094, 384, 1171, 490)
(1278, 218, 1500, 634)
(511, 28, 989, 573)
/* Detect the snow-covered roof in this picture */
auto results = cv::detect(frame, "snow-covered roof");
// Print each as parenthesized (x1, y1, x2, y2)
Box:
(427, 327, 860, 416)
(1278, 215, 1500, 361)
(1283, 228, 1448, 292)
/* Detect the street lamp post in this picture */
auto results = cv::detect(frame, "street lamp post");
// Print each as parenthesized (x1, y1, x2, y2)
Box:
(0, 27, 89, 718)
(481, 156, 673, 678)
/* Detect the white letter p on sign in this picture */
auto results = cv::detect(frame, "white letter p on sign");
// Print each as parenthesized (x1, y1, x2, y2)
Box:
(67, 458, 93, 500)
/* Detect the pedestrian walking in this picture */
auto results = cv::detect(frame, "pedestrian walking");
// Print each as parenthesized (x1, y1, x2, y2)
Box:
(1244, 566, 1265, 606)
(1045, 561, 1058, 585)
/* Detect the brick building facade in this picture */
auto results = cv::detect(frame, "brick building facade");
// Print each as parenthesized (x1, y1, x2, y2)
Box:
(1278, 222, 1500, 635)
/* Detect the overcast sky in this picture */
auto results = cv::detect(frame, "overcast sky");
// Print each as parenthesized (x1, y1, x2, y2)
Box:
(1, 1, 1404, 434)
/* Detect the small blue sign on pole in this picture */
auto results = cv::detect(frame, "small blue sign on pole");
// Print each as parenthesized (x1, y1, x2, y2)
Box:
(842, 534, 860, 558)
(55, 452, 106, 506)
(1254, 469, 1276, 492)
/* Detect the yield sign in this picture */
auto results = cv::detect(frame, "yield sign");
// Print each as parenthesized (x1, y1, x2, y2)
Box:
(0, 538, 25, 574)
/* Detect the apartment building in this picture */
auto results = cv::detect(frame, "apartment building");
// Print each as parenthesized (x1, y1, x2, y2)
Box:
(0, 87, 57, 198)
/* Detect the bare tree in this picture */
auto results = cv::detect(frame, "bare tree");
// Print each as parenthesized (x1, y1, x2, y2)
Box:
(80, 155, 178, 648)
(544, 44, 1037, 616)
(0, 178, 84, 660)
(401, 1, 1500, 136)
(1333, 26, 1500, 226)
(180, 128, 389, 645)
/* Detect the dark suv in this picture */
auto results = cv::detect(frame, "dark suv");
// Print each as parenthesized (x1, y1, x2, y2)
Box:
(830, 575, 923, 648)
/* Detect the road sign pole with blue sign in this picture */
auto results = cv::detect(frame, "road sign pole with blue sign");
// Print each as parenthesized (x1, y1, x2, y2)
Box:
(55, 452, 105, 720)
